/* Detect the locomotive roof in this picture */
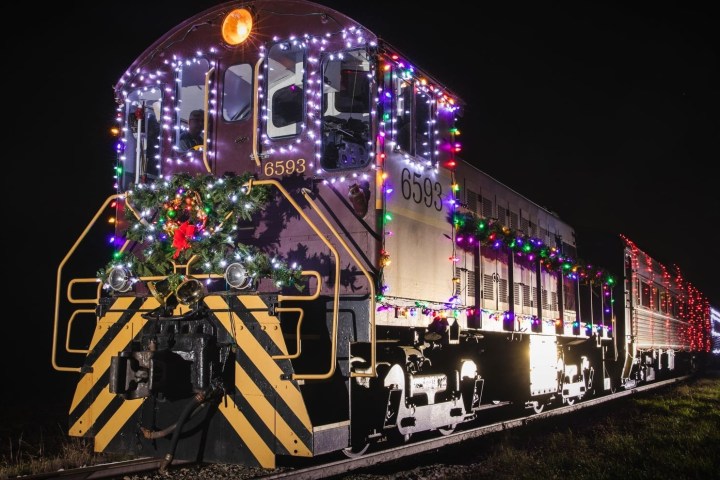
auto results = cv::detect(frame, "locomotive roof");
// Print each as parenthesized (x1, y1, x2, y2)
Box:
(115, 0, 464, 107)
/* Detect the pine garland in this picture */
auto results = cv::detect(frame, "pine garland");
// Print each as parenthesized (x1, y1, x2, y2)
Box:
(450, 210, 614, 287)
(99, 172, 304, 291)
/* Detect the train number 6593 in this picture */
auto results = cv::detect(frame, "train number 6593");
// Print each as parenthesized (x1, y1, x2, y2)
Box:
(263, 158, 306, 177)
(400, 168, 443, 211)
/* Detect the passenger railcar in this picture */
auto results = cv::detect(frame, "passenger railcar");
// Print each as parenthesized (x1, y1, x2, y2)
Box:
(52, 0, 712, 469)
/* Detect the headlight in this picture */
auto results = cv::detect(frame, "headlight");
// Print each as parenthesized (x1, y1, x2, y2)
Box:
(225, 262, 252, 289)
(107, 266, 133, 292)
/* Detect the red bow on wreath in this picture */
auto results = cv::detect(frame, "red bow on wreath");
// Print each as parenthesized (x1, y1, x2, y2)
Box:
(172, 221, 196, 259)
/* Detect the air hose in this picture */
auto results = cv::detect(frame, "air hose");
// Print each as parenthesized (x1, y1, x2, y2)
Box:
(158, 390, 207, 473)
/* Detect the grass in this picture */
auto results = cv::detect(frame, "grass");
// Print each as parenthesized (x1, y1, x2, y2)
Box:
(2, 373, 718, 479)
(0, 401, 124, 479)
(395, 373, 720, 480)
(0, 435, 97, 479)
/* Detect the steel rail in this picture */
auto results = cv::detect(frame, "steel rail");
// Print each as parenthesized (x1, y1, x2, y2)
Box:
(11, 457, 192, 480)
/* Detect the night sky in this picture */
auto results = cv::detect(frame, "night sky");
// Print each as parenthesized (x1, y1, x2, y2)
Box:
(12, 1, 718, 398)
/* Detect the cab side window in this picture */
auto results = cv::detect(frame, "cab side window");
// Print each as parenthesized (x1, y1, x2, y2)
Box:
(320, 49, 372, 170)
(393, 77, 412, 153)
(176, 59, 210, 154)
(414, 86, 433, 161)
(121, 88, 162, 189)
(391, 73, 435, 163)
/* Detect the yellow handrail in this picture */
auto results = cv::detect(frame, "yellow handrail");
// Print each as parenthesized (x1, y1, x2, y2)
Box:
(202, 66, 215, 173)
(271, 307, 304, 360)
(247, 179, 340, 380)
(279, 270, 321, 302)
(271, 271, 321, 360)
(66, 310, 95, 354)
(300, 188, 376, 378)
(252, 57, 263, 167)
(53, 194, 121, 372)
(67, 278, 103, 304)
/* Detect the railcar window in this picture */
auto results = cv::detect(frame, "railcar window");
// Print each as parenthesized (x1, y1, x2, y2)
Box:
(122, 88, 162, 189)
(677, 298, 686, 317)
(652, 285, 660, 311)
(641, 281, 652, 308)
(223, 64, 252, 122)
(671, 293, 680, 317)
(176, 59, 210, 153)
(267, 42, 305, 139)
(659, 288, 669, 314)
(321, 49, 372, 170)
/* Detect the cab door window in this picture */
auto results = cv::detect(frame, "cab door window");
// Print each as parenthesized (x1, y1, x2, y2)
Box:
(267, 42, 305, 139)
(223, 63, 253, 122)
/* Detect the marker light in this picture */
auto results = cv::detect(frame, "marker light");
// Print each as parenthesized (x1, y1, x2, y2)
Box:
(222, 8, 253, 45)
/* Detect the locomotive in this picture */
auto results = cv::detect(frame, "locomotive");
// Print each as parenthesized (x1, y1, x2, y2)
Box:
(52, 0, 712, 469)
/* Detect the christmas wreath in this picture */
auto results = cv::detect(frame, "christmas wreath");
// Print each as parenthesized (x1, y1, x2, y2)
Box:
(99, 172, 304, 290)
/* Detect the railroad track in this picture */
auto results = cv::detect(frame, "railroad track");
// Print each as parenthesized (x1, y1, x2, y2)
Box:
(11, 457, 192, 480)
(258, 375, 691, 480)
(16, 376, 690, 480)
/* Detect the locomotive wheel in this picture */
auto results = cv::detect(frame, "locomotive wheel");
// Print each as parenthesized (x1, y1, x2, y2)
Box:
(342, 442, 370, 458)
(438, 424, 456, 436)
